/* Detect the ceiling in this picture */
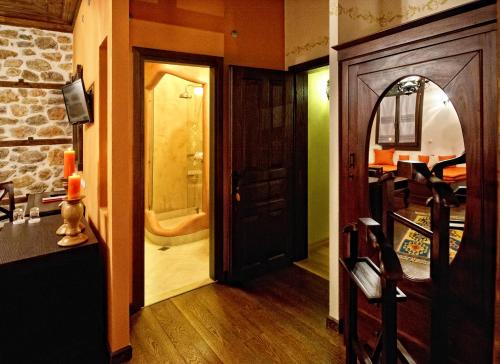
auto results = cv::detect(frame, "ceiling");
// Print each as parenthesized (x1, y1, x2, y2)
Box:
(0, 0, 81, 33)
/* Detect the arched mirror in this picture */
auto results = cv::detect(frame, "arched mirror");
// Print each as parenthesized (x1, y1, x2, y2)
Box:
(367, 76, 466, 280)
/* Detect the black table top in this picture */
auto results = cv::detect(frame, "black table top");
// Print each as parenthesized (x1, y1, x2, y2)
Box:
(0, 214, 98, 267)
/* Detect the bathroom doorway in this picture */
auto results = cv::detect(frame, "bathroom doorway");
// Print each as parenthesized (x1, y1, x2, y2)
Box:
(132, 49, 223, 309)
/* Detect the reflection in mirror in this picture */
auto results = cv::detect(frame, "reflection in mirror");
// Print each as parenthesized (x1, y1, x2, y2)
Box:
(368, 77, 466, 280)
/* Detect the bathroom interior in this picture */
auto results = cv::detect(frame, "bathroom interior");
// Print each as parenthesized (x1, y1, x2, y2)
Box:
(143, 61, 212, 306)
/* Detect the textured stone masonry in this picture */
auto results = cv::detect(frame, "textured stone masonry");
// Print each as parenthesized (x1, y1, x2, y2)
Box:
(0, 144, 71, 196)
(0, 24, 73, 197)
(0, 25, 72, 83)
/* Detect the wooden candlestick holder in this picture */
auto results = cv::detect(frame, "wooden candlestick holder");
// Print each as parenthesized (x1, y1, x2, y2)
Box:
(57, 195, 88, 247)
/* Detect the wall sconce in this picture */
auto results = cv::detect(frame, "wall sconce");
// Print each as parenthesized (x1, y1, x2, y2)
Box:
(326, 80, 330, 99)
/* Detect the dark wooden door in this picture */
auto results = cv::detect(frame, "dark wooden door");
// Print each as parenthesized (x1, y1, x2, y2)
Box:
(337, 5, 496, 363)
(229, 66, 294, 281)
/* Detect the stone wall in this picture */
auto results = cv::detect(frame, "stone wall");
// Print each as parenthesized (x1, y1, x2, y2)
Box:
(0, 24, 73, 197)
(0, 25, 72, 83)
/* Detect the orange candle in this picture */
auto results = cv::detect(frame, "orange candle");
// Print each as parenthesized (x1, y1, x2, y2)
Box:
(63, 149, 76, 178)
(67, 173, 81, 200)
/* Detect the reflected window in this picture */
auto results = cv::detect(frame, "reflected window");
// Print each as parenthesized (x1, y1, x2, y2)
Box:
(375, 77, 424, 150)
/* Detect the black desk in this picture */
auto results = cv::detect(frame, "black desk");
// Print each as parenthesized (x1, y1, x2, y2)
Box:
(0, 215, 106, 363)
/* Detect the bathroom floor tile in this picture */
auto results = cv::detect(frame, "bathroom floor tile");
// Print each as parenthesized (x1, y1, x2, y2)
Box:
(144, 237, 213, 306)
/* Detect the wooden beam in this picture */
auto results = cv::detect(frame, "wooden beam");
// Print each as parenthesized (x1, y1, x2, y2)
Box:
(0, 15, 72, 33)
(0, 138, 72, 147)
(0, 80, 65, 90)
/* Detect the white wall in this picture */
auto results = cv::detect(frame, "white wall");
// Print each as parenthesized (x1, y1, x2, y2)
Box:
(329, 0, 340, 322)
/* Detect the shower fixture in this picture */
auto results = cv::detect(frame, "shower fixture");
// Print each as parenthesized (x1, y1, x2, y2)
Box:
(179, 86, 192, 99)
(179, 84, 203, 99)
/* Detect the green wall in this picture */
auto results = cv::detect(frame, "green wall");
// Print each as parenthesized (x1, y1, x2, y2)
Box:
(308, 67, 330, 245)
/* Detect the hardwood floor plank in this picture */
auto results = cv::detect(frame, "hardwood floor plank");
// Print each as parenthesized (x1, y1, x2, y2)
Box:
(171, 289, 258, 363)
(213, 285, 320, 363)
(130, 308, 185, 364)
(211, 279, 341, 363)
(128, 266, 345, 364)
(149, 300, 223, 363)
(243, 333, 298, 364)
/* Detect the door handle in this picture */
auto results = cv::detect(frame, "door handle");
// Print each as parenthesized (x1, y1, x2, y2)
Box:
(232, 170, 242, 202)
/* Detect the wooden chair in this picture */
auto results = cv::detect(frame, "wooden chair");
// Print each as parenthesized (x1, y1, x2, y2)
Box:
(341, 218, 413, 364)
(0, 181, 15, 222)
(380, 167, 460, 364)
(345, 165, 461, 363)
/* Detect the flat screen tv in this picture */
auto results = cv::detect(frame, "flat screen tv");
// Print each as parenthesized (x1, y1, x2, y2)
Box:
(62, 78, 92, 124)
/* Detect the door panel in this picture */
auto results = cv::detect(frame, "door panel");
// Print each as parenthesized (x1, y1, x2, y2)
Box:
(229, 66, 294, 280)
(339, 30, 496, 363)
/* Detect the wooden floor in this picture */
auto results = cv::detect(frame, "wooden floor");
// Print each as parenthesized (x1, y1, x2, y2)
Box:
(129, 265, 345, 363)
(295, 240, 329, 280)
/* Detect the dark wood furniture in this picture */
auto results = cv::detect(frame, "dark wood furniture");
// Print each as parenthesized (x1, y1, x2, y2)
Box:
(25, 192, 65, 217)
(341, 218, 410, 364)
(397, 160, 432, 205)
(0, 181, 15, 222)
(335, 3, 497, 363)
(0, 215, 107, 363)
(369, 176, 409, 222)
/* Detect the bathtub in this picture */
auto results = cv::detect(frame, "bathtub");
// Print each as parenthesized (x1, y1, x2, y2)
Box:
(145, 208, 209, 246)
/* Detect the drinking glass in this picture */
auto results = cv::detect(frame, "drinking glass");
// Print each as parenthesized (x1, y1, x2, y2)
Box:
(29, 207, 40, 224)
(13, 207, 24, 224)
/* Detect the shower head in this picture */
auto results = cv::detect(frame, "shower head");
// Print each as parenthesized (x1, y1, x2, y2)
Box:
(179, 87, 192, 99)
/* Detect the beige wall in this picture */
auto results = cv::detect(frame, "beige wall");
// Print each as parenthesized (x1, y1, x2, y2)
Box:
(152, 75, 191, 213)
(285, 0, 329, 68)
(73, 0, 131, 353)
(73, 0, 285, 352)
(336, 0, 479, 43)
(148, 70, 208, 214)
(144, 63, 211, 217)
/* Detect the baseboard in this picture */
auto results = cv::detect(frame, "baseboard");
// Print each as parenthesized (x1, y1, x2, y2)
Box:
(326, 315, 344, 334)
(109, 345, 132, 364)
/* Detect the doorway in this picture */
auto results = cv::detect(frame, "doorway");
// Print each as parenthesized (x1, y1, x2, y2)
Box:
(132, 49, 223, 309)
(290, 57, 330, 280)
